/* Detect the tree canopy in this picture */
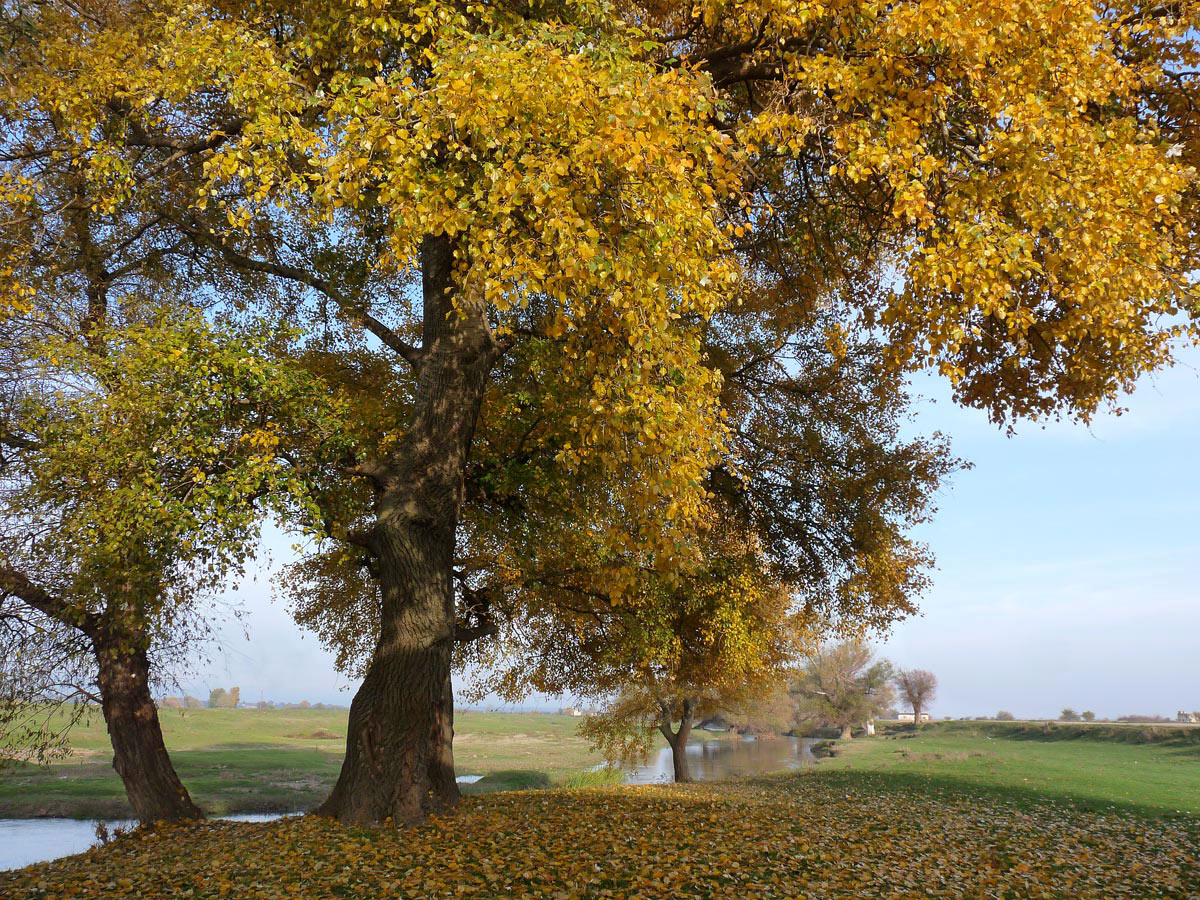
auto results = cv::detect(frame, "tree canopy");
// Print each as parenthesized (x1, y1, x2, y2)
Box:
(0, 313, 346, 818)
(3, 0, 1198, 823)
(792, 642, 895, 739)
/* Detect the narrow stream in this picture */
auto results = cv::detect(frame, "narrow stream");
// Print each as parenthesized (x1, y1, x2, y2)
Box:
(0, 813, 289, 871)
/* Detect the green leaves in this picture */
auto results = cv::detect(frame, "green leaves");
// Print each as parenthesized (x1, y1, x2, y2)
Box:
(6, 311, 352, 632)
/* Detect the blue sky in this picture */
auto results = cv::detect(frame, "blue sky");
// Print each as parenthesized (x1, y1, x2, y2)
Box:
(186, 347, 1200, 720)
(881, 346, 1200, 719)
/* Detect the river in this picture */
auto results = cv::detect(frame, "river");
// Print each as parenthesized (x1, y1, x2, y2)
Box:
(0, 736, 817, 870)
(622, 734, 817, 784)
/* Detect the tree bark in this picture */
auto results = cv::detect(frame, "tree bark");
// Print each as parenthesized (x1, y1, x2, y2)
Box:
(659, 698, 695, 784)
(1, 568, 201, 823)
(315, 523, 462, 824)
(839, 723, 853, 740)
(94, 635, 203, 823)
(318, 234, 498, 825)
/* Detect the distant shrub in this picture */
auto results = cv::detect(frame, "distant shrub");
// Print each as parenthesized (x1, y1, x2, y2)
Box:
(1060, 709, 1080, 722)
(208, 687, 239, 708)
(996, 711, 1015, 721)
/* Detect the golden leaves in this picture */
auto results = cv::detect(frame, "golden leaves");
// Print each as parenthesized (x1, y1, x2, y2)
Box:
(4, 775, 1198, 899)
(691, 0, 1200, 423)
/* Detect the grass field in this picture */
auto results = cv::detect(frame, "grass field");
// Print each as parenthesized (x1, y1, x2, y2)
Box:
(4, 715, 1199, 897)
(3, 770, 1197, 899)
(1, 708, 730, 817)
(0, 708, 626, 817)
(4, 712, 1199, 820)
(820, 719, 1200, 818)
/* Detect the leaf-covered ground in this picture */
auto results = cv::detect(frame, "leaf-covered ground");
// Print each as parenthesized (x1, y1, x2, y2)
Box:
(5, 772, 1197, 900)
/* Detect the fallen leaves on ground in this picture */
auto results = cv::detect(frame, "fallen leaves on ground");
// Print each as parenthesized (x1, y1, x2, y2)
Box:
(3, 772, 1197, 899)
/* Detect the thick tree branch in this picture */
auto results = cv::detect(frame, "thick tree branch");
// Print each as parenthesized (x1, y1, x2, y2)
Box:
(0, 566, 98, 638)
(166, 214, 425, 370)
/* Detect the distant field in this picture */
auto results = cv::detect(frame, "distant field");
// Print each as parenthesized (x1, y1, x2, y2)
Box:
(0, 709, 627, 817)
(824, 720, 1200, 817)
(4, 711, 1199, 820)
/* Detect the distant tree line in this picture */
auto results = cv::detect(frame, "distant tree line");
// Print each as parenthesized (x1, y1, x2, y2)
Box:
(155, 688, 346, 711)
(584, 641, 941, 782)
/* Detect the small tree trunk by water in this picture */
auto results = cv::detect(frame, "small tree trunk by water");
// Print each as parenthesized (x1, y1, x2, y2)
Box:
(658, 698, 695, 783)
(670, 736, 691, 783)
(0, 568, 202, 824)
(95, 636, 203, 823)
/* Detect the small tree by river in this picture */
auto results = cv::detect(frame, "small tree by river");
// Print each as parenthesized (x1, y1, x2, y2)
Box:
(792, 643, 895, 739)
(895, 670, 938, 728)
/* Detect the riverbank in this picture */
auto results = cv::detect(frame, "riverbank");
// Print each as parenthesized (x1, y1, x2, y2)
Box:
(821, 720, 1200, 817)
(0, 709, 723, 818)
(3, 770, 1196, 899)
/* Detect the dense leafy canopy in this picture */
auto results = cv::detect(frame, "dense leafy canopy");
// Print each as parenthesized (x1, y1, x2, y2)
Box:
(2, 0, 1199, 820)
(0, 313, 346, 758)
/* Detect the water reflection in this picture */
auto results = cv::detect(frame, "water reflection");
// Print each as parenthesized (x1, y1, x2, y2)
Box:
(623, 736, 817, 784)
(0, 813, 288, 871)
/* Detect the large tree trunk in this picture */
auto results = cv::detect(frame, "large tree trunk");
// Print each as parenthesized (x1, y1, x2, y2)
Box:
(94, 635, 203, 823)
(315, 523, 461, 824)
(319, 235, 497, 825)
(839, 723, 853, 740)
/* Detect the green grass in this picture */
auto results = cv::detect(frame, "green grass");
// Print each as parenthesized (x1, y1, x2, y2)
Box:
(5, 710, 1198, 820)
(0, 708, 635, 817)
(821, 720, 1200, 818)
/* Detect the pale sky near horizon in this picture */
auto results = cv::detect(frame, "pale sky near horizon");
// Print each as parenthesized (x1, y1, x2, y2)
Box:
(183, 346, 1200, 721)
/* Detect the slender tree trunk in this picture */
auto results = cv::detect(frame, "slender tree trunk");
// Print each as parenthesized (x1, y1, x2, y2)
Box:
(0, 568, 201, 823)
(94, 636, 203, 823)
(839, 723, 853, 740)
(913, 704, 923, 728)
(319, 234, 498, 825)
(659, 699, 695, 783)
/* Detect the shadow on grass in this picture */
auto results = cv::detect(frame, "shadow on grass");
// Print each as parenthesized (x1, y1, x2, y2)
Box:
(784, 767, 1195, 820)
(923, 721, 1200, 748)
(0, 749, 343, 819)
(459, 770, 552, 795)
